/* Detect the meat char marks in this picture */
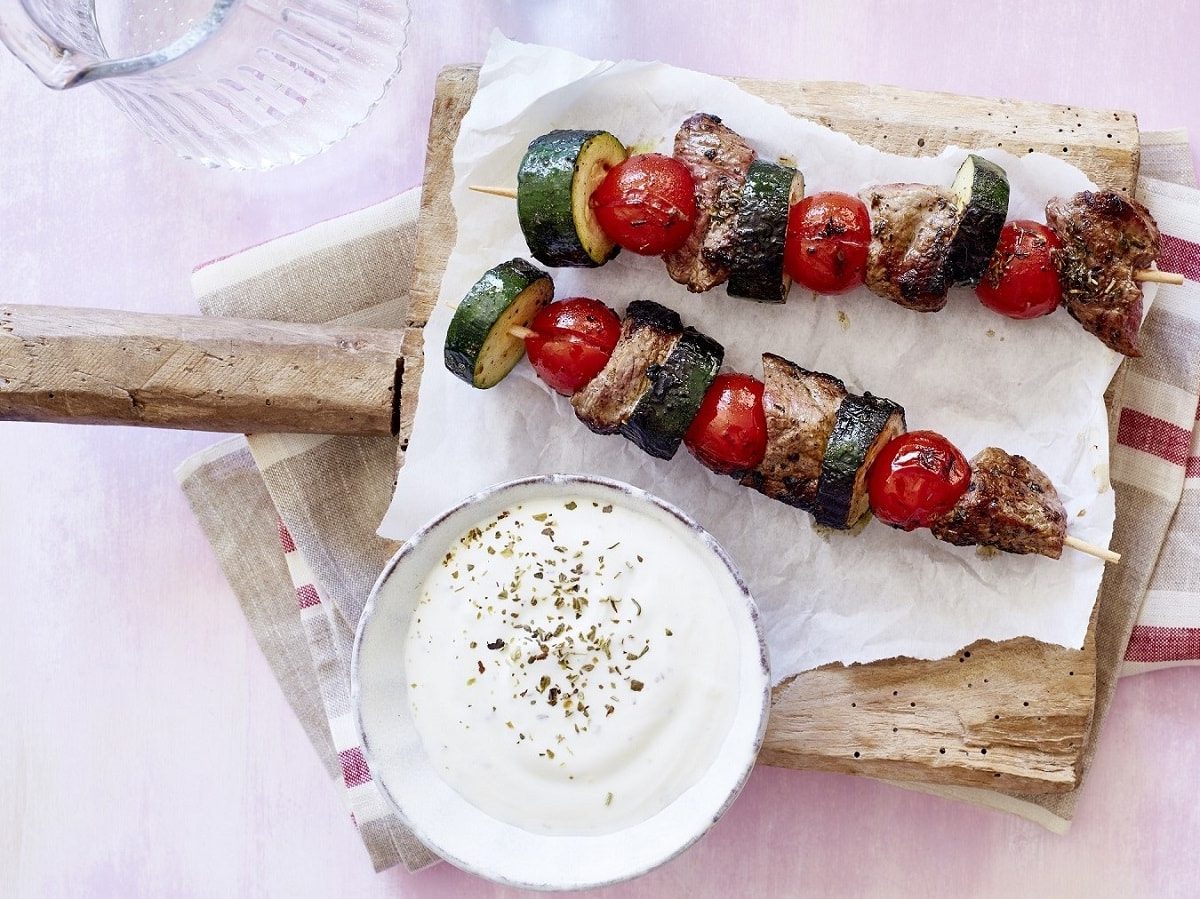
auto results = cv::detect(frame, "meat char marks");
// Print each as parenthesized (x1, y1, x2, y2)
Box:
(571, 300, 681, 434)
(930, 447, 1067, 559)
(741, 353, 847, 510)
(664, 113, 757, 293)
(1045, 189, 1161, 357)
(860, 184, 960, 312)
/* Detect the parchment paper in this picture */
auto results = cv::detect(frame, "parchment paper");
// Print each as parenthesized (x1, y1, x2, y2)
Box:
(381, 34, 1143, 680)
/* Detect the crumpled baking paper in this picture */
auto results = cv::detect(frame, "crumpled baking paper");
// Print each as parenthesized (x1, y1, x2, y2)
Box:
(381, 33, 1140, 680)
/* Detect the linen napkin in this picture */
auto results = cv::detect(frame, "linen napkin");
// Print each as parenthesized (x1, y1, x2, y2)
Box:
(1118, 132, 1200, 674)
(179, 189, 436, 873)
(177, 134, 1199, 868)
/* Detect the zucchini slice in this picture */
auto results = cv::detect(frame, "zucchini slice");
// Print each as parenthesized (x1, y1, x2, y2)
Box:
(444, 258, 553, 389)
(728, 160, 805, 303)
(622, 326, 725, 460)
(946, 154, 1010, 286)
(814, 392, 906, 529)
(517, 130, 629, 268)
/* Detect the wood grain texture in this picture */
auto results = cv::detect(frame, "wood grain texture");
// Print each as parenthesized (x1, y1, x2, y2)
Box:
(735, 78, 1140, 191)
(402, 66, 1139, 793)
(761, 629, 1097, 791)
(0, 305, 407, 436)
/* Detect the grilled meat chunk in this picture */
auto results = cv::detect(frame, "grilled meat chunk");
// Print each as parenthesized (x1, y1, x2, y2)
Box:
(861, 184, 959, 312)
(741, 353, 847, 511)
(1045, 189, 1161, 357)
(571, 300, 681, 434)
(930, 447, 1067, 559)
(664, 113, 757, 293)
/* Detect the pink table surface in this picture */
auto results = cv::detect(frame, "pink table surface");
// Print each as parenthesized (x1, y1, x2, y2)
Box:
(3, 3, 1200, 896)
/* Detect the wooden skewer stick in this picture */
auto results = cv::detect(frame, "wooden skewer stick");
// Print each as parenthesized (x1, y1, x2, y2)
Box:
(1063, 535, 1121, 564)
(508, 325, 537, 340)
(1134, 269, 1185, 285)
(470, 185, 519, 200)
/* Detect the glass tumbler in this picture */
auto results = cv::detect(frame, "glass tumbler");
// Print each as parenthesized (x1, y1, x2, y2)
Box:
(0, 0, 410, 169)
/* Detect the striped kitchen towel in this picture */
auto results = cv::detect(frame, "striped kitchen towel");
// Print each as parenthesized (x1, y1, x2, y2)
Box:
(178, 189, 437, 873)
(1120, 172, 1200, 676)
(175, 133, 1200, 869)
(1116, 131, 1200, 675)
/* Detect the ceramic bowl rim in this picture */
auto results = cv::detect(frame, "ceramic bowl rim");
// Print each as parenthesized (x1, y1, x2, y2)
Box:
(350, 473, 771, 891)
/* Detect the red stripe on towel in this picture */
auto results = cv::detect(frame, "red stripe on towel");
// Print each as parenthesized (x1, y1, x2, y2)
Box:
(339, 747, 373, 788)
(1159, 234, 1200, 283)
(296, 584, 321, 609)
(1125, 625, 1200, 662)
(1116, 409, 1191, 466)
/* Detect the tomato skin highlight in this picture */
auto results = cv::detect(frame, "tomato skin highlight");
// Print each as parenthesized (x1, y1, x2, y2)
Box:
(589, 154, 698, 256)
(784, 191, 872, 295)
(524, 298, 621, 396)
(867, 430, 971, 530)
(683, 373, 768, 476)
(975, 220, 1063, 320)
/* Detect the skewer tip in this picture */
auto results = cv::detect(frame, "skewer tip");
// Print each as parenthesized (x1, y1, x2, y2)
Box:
(1063, 534, 1120, 564)
(470, 185, 519, 200)
(1134, 269, 1185, 286)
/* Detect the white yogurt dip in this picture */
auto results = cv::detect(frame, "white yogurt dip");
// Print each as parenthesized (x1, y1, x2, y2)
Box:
(405, 494, 742, 835)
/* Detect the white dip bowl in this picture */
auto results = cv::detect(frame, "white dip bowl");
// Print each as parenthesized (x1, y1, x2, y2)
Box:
(352, 474, 770, 890)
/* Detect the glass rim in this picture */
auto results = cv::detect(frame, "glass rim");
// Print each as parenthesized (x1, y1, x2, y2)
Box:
(81, 0, 239, 84)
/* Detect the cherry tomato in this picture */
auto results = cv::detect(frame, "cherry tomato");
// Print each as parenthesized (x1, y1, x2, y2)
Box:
(975, 220, 1063, 319)
(867, 430, 971, 531)
(784, 192, 872, 294)
(683, 373, 768, 475)
(589, 154, 697, 256)
(524, 298, 621, 395)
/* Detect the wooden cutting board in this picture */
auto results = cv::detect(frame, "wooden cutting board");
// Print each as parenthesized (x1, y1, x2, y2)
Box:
(398, 65, 1140, 794)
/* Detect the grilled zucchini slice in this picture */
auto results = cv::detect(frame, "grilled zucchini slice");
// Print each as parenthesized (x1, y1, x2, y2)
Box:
(728, 160, 805, 303)
(814, 392, 906, 529)
(946, 154, 1010, 286)
(517, 130, 628, 268)
(444, 259, 553, 389)
(622, 326, 725, 460)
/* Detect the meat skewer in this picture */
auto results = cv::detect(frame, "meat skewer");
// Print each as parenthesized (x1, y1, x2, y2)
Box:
(471, 183, 1180, 285)
(470, 115, 1182, 355)
(442, 257, 1120, 564)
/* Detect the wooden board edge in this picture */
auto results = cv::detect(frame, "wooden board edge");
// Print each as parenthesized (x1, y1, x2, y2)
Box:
(733, 76, 1141, 191)
(760, 629, 1096, 794)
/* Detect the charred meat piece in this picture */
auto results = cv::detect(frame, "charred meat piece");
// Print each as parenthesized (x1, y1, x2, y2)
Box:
(664, 113, 757, 293)
(930, 447, 1067, 559)
(741, 353, 847, 511)
(860, 184, 959, 312)
(1045, 189, 1161, 357)
(571, 300, 681, 434)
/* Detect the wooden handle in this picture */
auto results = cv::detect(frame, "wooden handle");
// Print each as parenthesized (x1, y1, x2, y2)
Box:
(0, 304, 407, 436)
